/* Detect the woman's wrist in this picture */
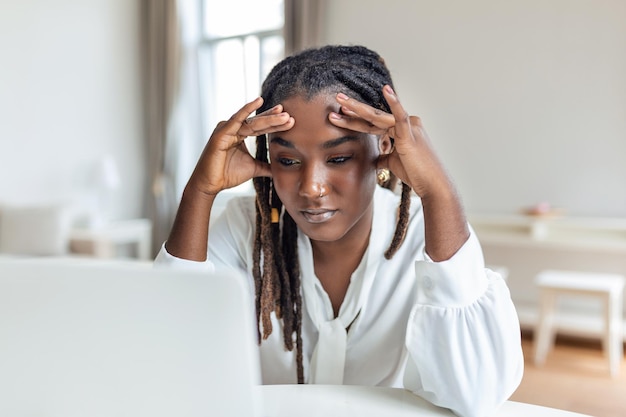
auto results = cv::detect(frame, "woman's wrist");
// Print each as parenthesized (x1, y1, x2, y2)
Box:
(420, 182, 470, 262)
(165, 184, 216, 261)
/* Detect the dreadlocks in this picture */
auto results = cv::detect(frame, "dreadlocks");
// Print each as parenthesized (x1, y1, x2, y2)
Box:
(251, 45, 412, 383)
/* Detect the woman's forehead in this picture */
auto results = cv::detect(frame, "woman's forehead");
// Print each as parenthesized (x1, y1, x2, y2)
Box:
(280, 92, 339, 113)
(265, 93, 376, 149)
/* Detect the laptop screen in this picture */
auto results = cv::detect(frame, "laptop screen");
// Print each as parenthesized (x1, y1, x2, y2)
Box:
(0, 259, 262, 417)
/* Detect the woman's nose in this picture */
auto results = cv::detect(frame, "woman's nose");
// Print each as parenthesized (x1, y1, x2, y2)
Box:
(298, 164, 329, 199)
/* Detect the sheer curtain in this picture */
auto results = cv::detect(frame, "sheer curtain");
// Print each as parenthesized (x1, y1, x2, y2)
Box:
(141, 0, 202, 257)
(284, 0, 326, 54)
(141, 0, 325, 256)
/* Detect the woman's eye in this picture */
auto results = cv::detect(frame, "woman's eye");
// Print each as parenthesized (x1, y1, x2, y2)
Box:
(328, 156, 352, 164)
(278, 158, 300, 166)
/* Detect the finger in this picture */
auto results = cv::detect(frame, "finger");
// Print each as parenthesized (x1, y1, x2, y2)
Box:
(222, 97, 265, 136)
(238, 104, 291, 136)
(242, 103, 285, 129)
(336, 92, 395, 129)
(235, 139, 272, 179)
(253, 160, 272, 178)
(339, 106, 358, 117)
(328, 112, 386, 135)
(256, 103, 283, 117)
(238, 113, 294, 137)
(382, 85, 412, 141)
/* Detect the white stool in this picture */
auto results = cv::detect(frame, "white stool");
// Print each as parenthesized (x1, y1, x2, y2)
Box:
(533, 270, 625, 377)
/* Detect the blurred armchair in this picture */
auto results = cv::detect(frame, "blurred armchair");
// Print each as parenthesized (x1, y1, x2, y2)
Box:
(0, 203, 73, 257)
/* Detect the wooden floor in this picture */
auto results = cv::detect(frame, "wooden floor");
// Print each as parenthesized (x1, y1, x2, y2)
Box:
(510, 333, 626, 417)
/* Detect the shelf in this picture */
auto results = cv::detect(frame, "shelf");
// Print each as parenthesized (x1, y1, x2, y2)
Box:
(469, 214, 626, 252)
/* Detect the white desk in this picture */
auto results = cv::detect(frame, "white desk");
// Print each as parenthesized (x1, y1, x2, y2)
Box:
(258, 385, 591, 417)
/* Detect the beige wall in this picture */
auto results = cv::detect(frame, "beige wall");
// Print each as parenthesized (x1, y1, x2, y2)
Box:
(1, 1, 625, 224)
(0, 0, 144, 220)
(322, 0, 626, 217)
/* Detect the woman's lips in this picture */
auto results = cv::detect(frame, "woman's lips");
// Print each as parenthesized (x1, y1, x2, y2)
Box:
(301, 209, 337, 223)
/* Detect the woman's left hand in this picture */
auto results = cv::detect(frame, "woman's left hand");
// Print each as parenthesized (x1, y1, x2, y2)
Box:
(329, 85, 451, 200)
(329, 85, 469, 261)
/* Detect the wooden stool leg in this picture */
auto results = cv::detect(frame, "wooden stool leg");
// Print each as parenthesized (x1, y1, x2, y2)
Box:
(605, 292, 623, 377)
(535, 290, 557, 366)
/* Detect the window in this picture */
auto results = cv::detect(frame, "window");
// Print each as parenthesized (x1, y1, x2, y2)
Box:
(198, 0, 285, 143)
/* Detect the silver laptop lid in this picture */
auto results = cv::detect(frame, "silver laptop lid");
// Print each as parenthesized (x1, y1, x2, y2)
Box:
(0, 260, 261, 417)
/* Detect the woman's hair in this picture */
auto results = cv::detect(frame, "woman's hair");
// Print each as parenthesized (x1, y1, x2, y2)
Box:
(252, 45, 411, 383)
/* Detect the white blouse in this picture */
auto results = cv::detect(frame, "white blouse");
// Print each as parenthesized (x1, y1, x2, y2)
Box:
(155, 186, 524, 417)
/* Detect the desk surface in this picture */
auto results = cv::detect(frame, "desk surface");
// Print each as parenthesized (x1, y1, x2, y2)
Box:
(258, 385, 591, 417)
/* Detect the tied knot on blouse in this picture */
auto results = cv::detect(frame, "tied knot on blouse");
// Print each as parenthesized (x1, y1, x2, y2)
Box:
(300, 233, 381, 385)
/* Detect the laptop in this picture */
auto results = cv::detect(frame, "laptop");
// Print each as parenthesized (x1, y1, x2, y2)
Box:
(0, 259, 262, 417)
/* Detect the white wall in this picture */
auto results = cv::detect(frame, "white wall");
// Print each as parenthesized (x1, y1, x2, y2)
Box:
(0, 0, 144, 221)
(322, 0, 626, 217)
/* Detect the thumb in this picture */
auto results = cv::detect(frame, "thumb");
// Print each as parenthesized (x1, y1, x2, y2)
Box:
(254, 161, 272, 178)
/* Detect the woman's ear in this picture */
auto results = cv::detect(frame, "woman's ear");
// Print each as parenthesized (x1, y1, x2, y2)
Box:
(378, 135, 393, 155)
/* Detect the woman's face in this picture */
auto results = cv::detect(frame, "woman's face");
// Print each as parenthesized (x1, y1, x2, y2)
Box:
(268, 93, 380, 244)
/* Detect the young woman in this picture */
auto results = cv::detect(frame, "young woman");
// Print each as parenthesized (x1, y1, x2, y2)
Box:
(156, 45, 523, 417)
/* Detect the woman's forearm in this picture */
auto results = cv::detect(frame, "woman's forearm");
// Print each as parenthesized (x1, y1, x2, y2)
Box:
(164, 185, 216, 261)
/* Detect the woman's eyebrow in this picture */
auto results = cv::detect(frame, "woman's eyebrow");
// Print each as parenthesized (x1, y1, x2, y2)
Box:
(270, 137, 293, 148)
(270, 135, 361, 149)
(322, 136, 360, 149)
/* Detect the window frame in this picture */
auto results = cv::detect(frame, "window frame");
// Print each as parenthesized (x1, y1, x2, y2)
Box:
(196, 1, 285, 195)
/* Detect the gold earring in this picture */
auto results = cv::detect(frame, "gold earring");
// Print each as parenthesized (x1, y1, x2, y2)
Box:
(377, 168, 390, 184)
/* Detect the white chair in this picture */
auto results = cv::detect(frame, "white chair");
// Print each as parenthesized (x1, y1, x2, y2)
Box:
(533, 269, 625, 377)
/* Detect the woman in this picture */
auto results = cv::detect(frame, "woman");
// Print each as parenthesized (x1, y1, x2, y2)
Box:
(156, 45, 523, 417)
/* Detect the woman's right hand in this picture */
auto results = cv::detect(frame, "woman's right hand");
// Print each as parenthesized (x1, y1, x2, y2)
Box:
(188, 97, 295, 196)
(165, 98, 294, 261)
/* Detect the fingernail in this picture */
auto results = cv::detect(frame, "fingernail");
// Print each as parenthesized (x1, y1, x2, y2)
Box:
(329, 112, 342, 120)
(337, 92, 350, 101)
(384, 85, 395, 96)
